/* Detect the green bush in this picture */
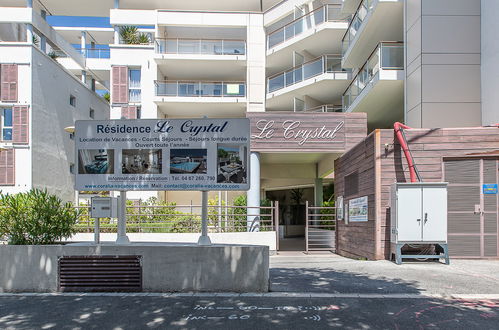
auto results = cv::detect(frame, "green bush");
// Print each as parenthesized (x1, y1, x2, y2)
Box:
(0, 189, 80, 245)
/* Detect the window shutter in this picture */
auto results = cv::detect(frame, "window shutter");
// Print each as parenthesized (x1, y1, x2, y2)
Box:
(0, 149, 15, 185)
(13, 105, 29, 144)
(121, 106, 137, 119)
(1, 64, 18, 102)
(112, 66, 128, 104)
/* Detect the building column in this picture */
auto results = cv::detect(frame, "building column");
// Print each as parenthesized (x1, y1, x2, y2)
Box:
(80, 31, 86, 55)
(26, 0, 32, 8)
(247, 152, 260, 232)
(314, 178, 323, 206)
(114, 0, 119, 9)
(40, 35, 46, 52)
(114, 26, 120, 44)
(26, 24, 33, 44)
(81, 70, 87, 84)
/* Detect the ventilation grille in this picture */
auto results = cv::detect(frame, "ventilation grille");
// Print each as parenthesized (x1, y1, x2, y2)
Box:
(59, 256, 142, 292)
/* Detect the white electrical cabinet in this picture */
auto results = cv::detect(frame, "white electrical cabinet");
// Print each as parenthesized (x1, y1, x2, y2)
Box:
(391, 182, 448, 244)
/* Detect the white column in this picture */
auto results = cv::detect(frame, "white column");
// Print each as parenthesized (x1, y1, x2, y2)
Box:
(197, 191, 212, 245)
(116, 191, 130, 244)
(26, 0, 33, 8)
(314, 178, 323, 206)
(81, 31, 86, 55)
(81, 70, 87, 84)
(114, 26, 120, 44)
(247, 152, 260, 232)
(114, 0, 120, 9)
(26, 24, 33, 44)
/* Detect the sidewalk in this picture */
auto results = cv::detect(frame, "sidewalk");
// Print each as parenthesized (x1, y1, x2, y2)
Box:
(270, 253, 499, 296)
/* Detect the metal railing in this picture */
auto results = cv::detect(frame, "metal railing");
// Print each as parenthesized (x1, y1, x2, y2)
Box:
(342, 0, 375, 55)
(155, 80, 246, 97)
(75, 48, 111, 59)
(155, 38, 246, 55)
(267, 4, 345, 49)
(305, 201, 336, 253)
(74, 202, 279, 235)
(267, 55, 348, 93)
(296, 104, 343, 113)
(342, 42, 403, 111)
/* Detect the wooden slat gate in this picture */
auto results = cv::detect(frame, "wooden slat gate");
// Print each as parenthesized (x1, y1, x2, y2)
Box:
(59, 255, 142, 292)
(305, 201, 336, 253)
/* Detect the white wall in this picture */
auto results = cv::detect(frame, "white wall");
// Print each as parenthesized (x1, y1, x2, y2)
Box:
(31, 47, 109, 202)
(481, 0, 499, 126)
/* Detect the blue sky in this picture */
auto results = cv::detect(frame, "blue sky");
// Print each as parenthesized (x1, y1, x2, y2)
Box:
(46, 16, 111, 28)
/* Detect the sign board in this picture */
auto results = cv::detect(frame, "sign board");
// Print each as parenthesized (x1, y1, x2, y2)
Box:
(483, 184, 498, 195)
(348, 196, 368, 222)
(91, 197, 118, 218)
(336, 196, 344, 221)
(247, 112, 367, 153)
(75, 119, 250, 191)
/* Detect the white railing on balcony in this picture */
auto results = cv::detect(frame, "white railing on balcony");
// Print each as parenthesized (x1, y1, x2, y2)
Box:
(296, 104, 343, 113)
(267, 55, 349, 93)
(342, 42, 403, 110)
(75, 48, 111, 59)
(155, 81, 246, 97)
(267, 4, 346, 49)
(341, 0, 375, 55)
(155, 38, 246, 55)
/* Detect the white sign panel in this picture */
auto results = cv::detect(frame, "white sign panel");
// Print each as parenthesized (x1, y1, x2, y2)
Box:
(336, 196, 344, 221)
(75, 119, 250, 191)
(348, 196, 368, 222)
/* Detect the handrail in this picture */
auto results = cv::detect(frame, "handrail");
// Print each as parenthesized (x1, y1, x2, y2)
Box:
(298, 104, 343, 113)
(155, 38, 246, 55)
(155, 80, 246, 84)
(267, 4, 346, 49)
(341, 0, 370, 42)
(154, 80, 246, 97)
(342, 41, 402, 93)
(268, 54, 342, 80)
(155, 37, 245, 42)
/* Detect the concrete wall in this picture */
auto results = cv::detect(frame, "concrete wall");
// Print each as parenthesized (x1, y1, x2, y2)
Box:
(69, 231, 278, 251)
(0, 244, 269, 292)
(480, 0, 499, 126)
(31, 47, 109, 201)
(405, 0, 482, 128)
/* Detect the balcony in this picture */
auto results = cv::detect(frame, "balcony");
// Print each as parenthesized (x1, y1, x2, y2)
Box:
(342, 42, 404, 127)
(77, 48, 110, 59)
(298, 104, 343, 113)
(155, 38, 245, 56)
(154, 80, 246, 117)
(266, 4, 349, 71)
(341, 0, 403, 69)
(266, 55, 351, 111)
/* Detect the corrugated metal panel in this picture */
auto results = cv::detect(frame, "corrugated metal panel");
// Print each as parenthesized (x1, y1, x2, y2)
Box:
(483, 159, 497, 184)
(448, 213, 480, 234)
(59, 256, 142, 292)
(484, 213, 498, 234)
(448, 235, 480, 257)
(448, 186, 479, 212)
(484, 194, 497, 212)
(444, 159, 480, 184)
(484, 236, 498, 257)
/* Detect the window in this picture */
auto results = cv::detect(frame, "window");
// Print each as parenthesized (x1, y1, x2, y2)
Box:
(1, 108, 13, 141)
(344, 171, 359, 197)
(89, 108, 95, 119)
(128, 68, 141, 103)
(70, 95, 76, 107)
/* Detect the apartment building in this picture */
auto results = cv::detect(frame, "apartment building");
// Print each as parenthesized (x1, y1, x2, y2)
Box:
(1, 0, 499, 254)
(0, 0, 109, 201)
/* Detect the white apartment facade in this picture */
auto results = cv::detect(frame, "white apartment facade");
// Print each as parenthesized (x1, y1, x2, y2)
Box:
(0, 0, 110, 201)
(0, 0, 499, 228)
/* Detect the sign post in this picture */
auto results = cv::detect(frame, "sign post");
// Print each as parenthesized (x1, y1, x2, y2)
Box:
(75, 118, 251, 244)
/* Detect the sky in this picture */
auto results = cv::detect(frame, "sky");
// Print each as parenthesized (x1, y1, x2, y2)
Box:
(46, 16, 111, 28)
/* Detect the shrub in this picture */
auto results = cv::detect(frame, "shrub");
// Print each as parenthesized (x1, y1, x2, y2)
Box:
(0, 189, 80, 245)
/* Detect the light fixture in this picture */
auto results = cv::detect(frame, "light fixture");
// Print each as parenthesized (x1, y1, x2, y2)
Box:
(64, 126, 75, 133)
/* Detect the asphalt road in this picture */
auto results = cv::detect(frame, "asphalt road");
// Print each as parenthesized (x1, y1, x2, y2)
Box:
(0, 294, 498, 329)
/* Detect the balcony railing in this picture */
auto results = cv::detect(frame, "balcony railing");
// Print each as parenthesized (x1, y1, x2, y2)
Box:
(155, 81, 246, 97)
(155, 38, 246, 55)
(267, 55, 348, 93)
(267, 4, 345, 49)
(342, 42, 403, 110)
(342, 0, 375, 55)
(297, 104, 343, 113)
(75, 48, 111, 59)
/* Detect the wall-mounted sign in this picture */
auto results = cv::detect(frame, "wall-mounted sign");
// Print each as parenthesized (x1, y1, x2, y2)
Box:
(247, 112, 367, 152)
(483, 184, 498, 195)
(348, 196, 368, 222)
(336, 196, 344, 220)
(75, 119, 250, 191)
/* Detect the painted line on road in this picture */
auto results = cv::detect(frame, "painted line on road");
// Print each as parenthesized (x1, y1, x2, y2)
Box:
(1, 292, 499, 299)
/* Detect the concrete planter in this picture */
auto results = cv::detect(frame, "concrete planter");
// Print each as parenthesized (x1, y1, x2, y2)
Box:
(0, 244, 269, 293)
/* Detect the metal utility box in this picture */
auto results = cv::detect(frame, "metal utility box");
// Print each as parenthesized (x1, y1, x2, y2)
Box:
(391, 182, 448, 243)
(390, 182, 449, 264)
(91, 197, 118, 218)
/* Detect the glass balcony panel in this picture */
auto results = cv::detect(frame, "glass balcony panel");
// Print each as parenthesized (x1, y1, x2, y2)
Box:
(325, 56, 342, 72)
(128, 89, 141, 103)
(199, 40, 221, 55)
(222, 40, 245, 55)
(178, 83, 197, 97)
(303, 58, 323, 80)
(164, 39, 177, 53)
(178, 40, 200, 54)
(313, 6, 325, 25)
(326, 4, 341, 21)
(268, 74, 285, 92)
(268, 30, 284, 49)
(381, 44, 404, 69)
(224, 83, 245, 97)
(285, 70, 295, 87)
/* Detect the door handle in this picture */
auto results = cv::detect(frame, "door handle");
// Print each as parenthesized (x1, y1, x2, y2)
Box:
(424, 212, 428, 224)
(417, 218, 421, 224)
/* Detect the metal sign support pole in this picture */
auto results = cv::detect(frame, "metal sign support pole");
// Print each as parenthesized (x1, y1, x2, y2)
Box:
(94, 217, 100, 244)
(116, 190, 130, 244)
(198, 190, 212, 245)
